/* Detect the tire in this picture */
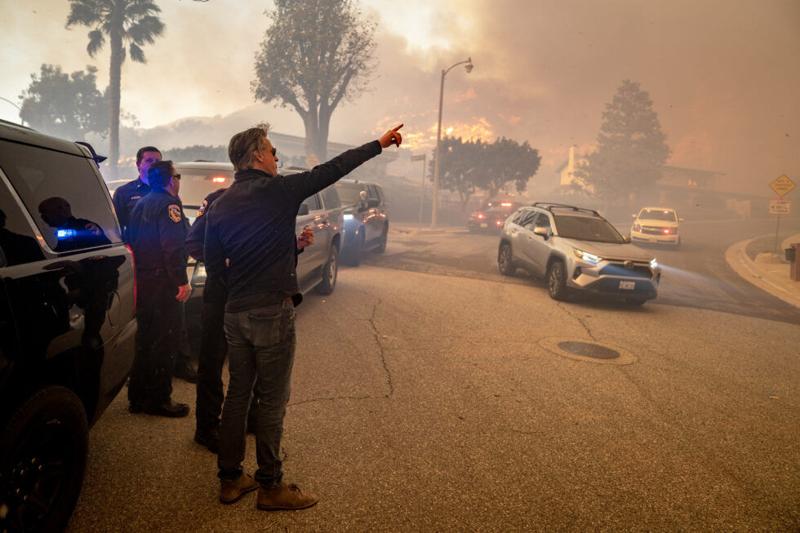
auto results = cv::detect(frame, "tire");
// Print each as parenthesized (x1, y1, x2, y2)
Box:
(0, 386, 89, 532)
(497, 242, 515, 276)
(375, 223, 388, 254)
(546, 260, 568, 301)
(343, 231, 364, 267)
(316, 245, 339, 295)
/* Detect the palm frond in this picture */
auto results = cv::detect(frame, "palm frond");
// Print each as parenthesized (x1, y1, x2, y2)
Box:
(129, 42, 146, 63)
(124, 0, 162, 19)
(66, 0, 104, 28)
(87, 29, 105, 57)
(127, 15, 165, 45)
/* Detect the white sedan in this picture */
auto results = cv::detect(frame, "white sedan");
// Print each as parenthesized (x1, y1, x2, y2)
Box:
(630, 207, 682, 247)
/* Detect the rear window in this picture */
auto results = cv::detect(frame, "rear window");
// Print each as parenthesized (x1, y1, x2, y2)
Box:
(0, 140, 120, 253)
(175, 166, 233, 208)
(335, 182, 366, 206)
(321, 185, 341, 209)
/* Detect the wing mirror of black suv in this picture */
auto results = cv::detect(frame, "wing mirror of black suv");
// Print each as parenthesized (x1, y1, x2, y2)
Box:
(533, 226, 549, 239)
(298, 204, 310, 216)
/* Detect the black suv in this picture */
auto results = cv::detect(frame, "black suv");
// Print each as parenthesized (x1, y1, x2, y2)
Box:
(335, 179, 389, 266)
(174, 162, 344, 298)
(0, 121, 136, 530)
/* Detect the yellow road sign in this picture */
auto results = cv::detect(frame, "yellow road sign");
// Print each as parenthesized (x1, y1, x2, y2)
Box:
(770, 175, 795, 197)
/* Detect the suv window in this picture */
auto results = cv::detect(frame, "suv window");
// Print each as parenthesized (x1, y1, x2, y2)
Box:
(554, 214, 624, 243)
(0, 141, 120, 252)
(366, 185, 380, 202)
(518, 210, 539, 228)
(0, 185, 45, 267)
(534, 213, 551, 229)
(320, 185, 341, 209)
(301, 194, 320, 212)
(335, 182, 366, 206)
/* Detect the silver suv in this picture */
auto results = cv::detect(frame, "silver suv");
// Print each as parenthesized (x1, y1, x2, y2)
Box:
(497, 203, 661, 305)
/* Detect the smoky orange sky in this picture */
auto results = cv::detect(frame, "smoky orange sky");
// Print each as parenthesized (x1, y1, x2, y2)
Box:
(1, 0, 798, 193)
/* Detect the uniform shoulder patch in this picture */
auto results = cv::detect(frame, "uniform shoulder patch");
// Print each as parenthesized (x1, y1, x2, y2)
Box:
(167, 204, 182, 223)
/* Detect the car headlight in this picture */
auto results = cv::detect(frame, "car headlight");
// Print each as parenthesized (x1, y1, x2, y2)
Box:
(573, 248, 602, 265)
(343, 213, 354, 221)
(650, 258, 658, 269)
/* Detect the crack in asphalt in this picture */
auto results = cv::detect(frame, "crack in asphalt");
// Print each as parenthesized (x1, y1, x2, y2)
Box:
(556, 302, 597, 340)
(368, 298, 395, 398)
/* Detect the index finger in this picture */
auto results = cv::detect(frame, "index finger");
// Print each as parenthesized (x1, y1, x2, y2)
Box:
(391, 123, 404, 132)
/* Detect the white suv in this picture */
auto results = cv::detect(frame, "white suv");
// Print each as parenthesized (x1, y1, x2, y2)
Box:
(630, 207, 682, 247)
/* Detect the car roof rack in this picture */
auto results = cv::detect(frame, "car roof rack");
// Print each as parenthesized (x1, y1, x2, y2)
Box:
(531, 202, 601, 217)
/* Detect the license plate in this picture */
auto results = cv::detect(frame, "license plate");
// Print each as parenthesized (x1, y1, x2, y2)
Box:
(619, 280, 635, 290)
(480, 223, 488, 228)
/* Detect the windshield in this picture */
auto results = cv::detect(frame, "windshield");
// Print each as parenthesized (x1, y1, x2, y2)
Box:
(554, 215, 625, 243)
(640, 209, 677, 221)
(174, 167, 233, 208)
(335, 183, 366, 206)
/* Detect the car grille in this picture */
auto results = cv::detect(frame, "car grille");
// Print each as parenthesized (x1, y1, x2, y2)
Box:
(599, 263, 652, 279)
(641, 226, 674, 235)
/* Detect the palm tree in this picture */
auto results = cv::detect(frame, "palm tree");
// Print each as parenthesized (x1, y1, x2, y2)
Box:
(66, 0, 164, 177)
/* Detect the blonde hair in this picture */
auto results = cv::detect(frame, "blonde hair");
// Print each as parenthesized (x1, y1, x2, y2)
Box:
(228, 122, 271, 171)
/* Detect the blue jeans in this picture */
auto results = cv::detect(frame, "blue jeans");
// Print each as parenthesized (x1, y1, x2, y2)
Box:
(217, 300, 296, 488)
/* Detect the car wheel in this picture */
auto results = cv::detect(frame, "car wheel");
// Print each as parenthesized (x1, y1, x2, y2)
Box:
(375, 223, 388, 254)
(343, 231, 364, 267)
(316, 245, 339, 295)
(546, 260, 568, 300)
(0, 386, 89, 533)
(497, 242, 516, 276)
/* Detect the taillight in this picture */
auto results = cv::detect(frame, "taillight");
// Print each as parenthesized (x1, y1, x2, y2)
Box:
(663, 228, 675, 235)
(125, 243, 137, 308)
(476, 213, 485, 219)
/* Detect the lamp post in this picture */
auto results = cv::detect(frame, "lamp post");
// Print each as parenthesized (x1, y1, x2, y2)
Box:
(431, 57, 473, 227)
(0, 97, 25, 126)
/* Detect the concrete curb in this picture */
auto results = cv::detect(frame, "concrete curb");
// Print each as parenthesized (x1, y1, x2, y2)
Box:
(724, 236, 800, 309)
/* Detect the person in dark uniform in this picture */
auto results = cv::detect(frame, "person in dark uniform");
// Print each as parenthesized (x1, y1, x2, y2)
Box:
(112, 146, 161, 240)
(0, 208, 44, 266)
(187, 188, 314, 454)
(126, 160, 192, 418)
(205, 122, 402, 511)
(38, 197, 111, 252)
(113, 145, 198, 382)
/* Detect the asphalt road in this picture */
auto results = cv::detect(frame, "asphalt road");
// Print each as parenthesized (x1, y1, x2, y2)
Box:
(68, 220, 800, 531)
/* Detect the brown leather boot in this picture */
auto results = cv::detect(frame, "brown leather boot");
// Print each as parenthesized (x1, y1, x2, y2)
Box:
(219, 473, 258, 504)
(256, 483, 318, 511)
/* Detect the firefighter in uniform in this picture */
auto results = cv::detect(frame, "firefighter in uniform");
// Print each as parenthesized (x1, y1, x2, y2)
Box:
(112, 146, 161, 240)
(127, 160, 192, 417)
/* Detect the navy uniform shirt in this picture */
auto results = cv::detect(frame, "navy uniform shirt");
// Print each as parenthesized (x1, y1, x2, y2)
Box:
(127, 189, 188, 287)
(205, 140, 381, 313)
(112, 178, 150, 240)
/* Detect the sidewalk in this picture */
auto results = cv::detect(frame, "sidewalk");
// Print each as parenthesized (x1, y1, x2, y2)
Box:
(725, 233, 800, 308)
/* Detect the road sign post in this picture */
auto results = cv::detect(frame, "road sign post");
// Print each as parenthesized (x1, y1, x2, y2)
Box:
(411, 154, 427, 224)
(768, 175, 795, 252)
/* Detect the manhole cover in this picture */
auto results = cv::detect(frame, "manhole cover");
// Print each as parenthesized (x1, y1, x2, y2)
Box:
(538, 337, 636, 365)
(557, 341, 620, 359)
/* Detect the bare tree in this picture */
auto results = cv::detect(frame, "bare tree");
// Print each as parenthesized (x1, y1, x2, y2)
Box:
(66, 0, 164, 177)
(252, 0, 376, 160)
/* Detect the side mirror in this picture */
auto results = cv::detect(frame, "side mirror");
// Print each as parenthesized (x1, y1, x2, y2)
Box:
(533, 226, 549, 239)
(298, 204, 310, 216)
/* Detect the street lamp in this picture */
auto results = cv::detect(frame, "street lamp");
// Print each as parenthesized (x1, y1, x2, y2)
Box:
(432, 57, 473, 227)
(0, 97, 25, 126)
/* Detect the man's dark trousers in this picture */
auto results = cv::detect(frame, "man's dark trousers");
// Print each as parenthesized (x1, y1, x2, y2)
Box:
(218, 300, 296, 487)
(128, 275, 180, 408)
(195, 298, 227, 435)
